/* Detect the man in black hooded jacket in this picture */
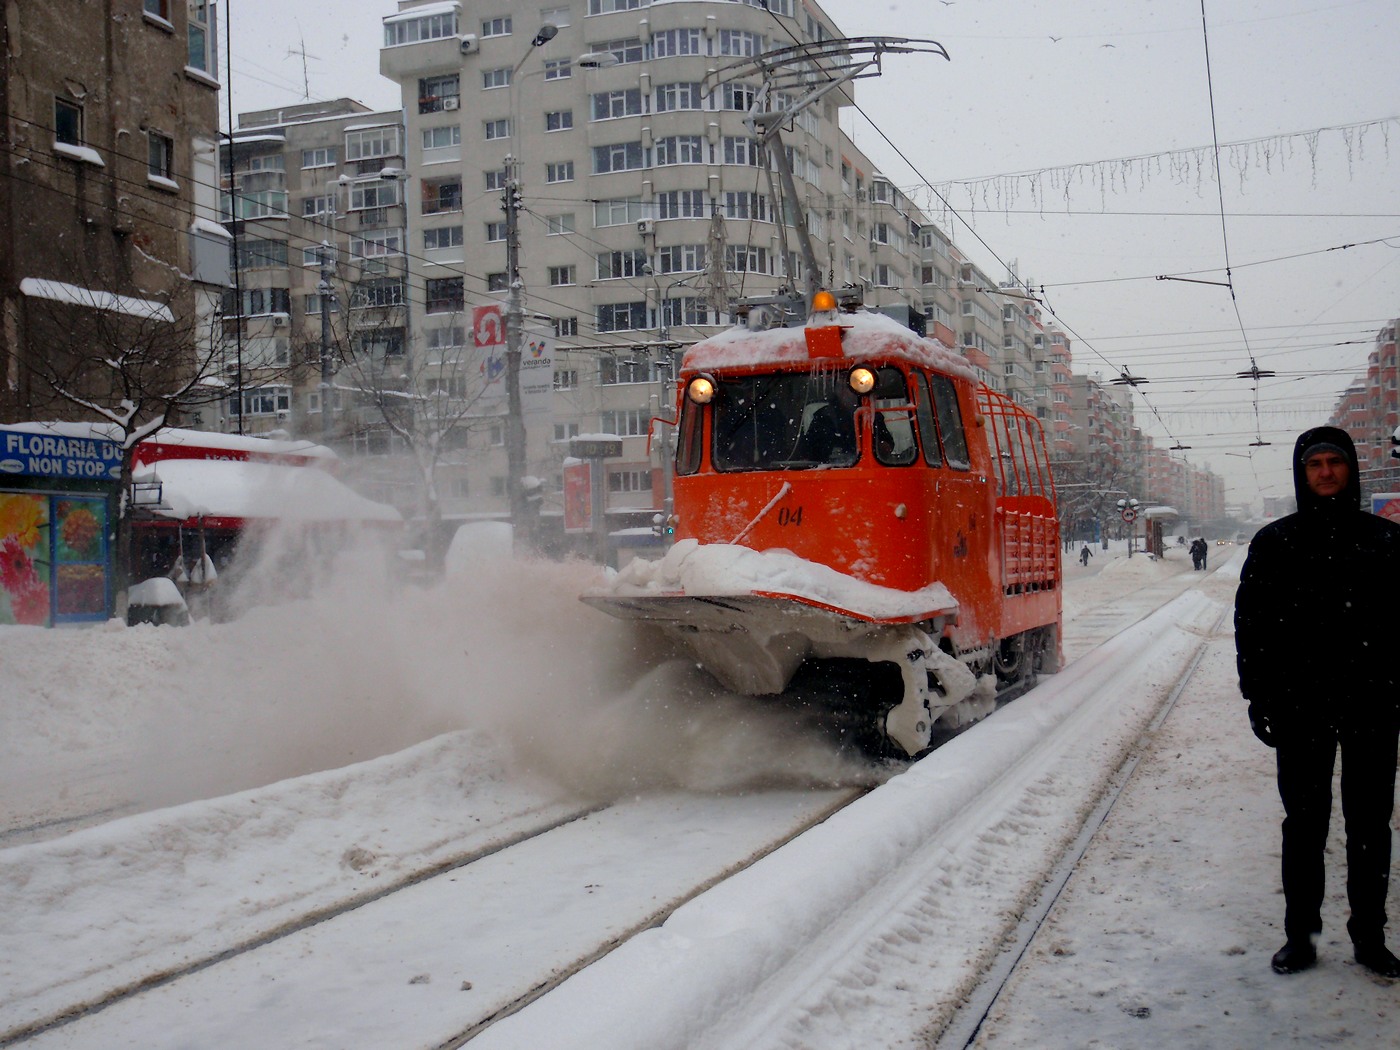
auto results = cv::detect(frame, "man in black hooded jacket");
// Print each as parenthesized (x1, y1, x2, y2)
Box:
(1236, 425, 1400, 977)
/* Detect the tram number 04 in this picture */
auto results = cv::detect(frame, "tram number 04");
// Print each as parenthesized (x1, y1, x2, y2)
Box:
(777, 506, 803, 527)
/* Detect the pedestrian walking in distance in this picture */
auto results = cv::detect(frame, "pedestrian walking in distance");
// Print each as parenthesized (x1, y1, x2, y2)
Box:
(1235, 426, 1400, 978)
(1080, 544, 1092, 567)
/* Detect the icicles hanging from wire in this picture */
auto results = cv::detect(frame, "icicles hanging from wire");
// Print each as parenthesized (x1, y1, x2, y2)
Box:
(922, 117, 1397, 218)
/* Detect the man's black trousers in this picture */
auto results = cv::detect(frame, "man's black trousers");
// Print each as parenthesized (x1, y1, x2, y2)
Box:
(1275, 719, 1399, 948)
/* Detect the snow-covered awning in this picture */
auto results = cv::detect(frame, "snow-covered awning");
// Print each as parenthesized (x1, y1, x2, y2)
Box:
(133, 459, 401, 527)
(19, 278, 174, 322)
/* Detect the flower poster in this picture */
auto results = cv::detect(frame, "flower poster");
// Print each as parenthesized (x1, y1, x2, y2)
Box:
(54, 498, 108, 618)
(0, 493, 51, 626)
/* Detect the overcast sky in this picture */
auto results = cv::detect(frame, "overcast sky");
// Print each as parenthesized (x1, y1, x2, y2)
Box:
(222, 0, 1400, 509)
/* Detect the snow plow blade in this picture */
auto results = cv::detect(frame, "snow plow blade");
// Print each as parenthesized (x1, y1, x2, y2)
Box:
(581, 587, 955, 700)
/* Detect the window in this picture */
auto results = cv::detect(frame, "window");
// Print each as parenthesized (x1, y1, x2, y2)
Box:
(345, 126, 400, 161)
(304, 292, 337, 315)
(422, 125, 461, 152)
(350, 180, 400, 210)
(350, 229, 403, 259)
(224, 189, 288, 220)
(422, 177, 462, 214)
(234, 386, 292, 417)
(661, 296, 710, 329)
(553, 316, 579, 337)
(654, 136, 704, 166)
(657, 189, 706, 219)
(187, 0, 213, 73)
(591, 89, 643, 121)
(301, 147, 336, 169)
(541, 6, 572, 28)
(425, 326, 466, 352)
(424, 226, 464, 250)
(720, 83, 758, 111)
(356, 329, 405, 360)
(54, 98, 82, 146)
(717, 29, 766, 57)
(726, 245, 769, 274)
(482, 16, 513, 36)
(599, 409, 649, 436)
(482, 67, 512, 90)
(302, 243, 334, 267)
(652, 28, 703, 57)
(223, 287, 291, 316)
(234, 239, 288, 269)
(353, 278, 405, 309)
(609, 470, 653, 494)
(655, 82, 704, 112)
(544, 58, 571, 80)
(589, 0, 645, 13)
(723, 191, 768, 221)
(592, 37, 644, 64)
(418, 75, 460, 114)
(484, 119, 511, 140)
(600, 357, 649, 385)
(722, 137, 760, 166)
(592, 141, 644, 174)
(554, 422, 580, 442)
(386, 8, 459, 46)
(553, 370, 578, 391)
(486, 221, 507, 241)
(545, 214, 576, 235)
(596, 250, 647, 280)
(658, 244, 705, 273)
(594, 197, 644, 226)
(426, 277, 465, 314)
(545, 109, 574, 132)
(546, 160, 574, 183)
(597, 302, 648, 332)
(487, 272, 508, 291)
(143, 0, 170, 19)
(548, 265, 576, 286)
(147, 132, 173, 180)
(484, 168, 507, 191)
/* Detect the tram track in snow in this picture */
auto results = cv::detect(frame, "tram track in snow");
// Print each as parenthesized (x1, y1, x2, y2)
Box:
(7, 787, 870, 1049)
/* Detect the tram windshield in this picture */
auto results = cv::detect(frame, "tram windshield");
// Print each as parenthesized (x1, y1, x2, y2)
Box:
(712, 370, 858, 471)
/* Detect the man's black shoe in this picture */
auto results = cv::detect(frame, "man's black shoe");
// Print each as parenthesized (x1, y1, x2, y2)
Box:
(1271, 939, 1317, 974)
(1354, 944, 1400, 978)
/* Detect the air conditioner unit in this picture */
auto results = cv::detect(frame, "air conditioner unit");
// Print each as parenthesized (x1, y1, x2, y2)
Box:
(272, 315, 289, 327)
(442, 97, 460, 111)
(636, 218, 656, 236)
(458, 34, 479, 55)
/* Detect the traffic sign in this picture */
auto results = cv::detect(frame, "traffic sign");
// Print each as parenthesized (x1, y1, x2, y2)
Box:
(1121, 507, 1138, 524)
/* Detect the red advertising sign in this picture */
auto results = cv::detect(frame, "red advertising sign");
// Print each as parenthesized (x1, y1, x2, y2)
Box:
(563, 461, 591, 533)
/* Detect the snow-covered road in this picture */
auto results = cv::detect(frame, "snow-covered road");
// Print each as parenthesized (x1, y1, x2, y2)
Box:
(6, 543, 1394, 1048)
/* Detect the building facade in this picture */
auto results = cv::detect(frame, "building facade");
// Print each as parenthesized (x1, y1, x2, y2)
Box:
(1, 0, 226, 423)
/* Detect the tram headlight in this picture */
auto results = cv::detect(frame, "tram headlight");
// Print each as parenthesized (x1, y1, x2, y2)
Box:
(687, 374, 716, 404)
(848, 366, 876, 395)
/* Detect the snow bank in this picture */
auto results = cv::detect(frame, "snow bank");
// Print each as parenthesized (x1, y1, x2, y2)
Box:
(472, 588, 1224, 1049)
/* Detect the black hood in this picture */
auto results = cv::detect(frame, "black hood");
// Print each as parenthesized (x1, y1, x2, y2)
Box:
(1292, 425, 1361, 513)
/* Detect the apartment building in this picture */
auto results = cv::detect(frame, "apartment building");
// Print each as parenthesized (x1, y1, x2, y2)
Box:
(375, 0, 939, 538)
(0, 0, 225, 422)
(1330, 318, 1400, 498)
(218, 102, 410, 464)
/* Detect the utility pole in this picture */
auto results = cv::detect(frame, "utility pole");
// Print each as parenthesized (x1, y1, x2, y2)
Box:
(317, 241, 335, 444)
(499, 25, 559, 548)
(502, 161, 529, 543)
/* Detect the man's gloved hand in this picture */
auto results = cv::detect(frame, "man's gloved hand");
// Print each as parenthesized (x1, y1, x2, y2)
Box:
(1248, 704, 1275, 747)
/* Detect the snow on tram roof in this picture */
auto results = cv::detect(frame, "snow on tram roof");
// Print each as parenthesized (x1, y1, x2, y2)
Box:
(682, 309, 978, 383)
